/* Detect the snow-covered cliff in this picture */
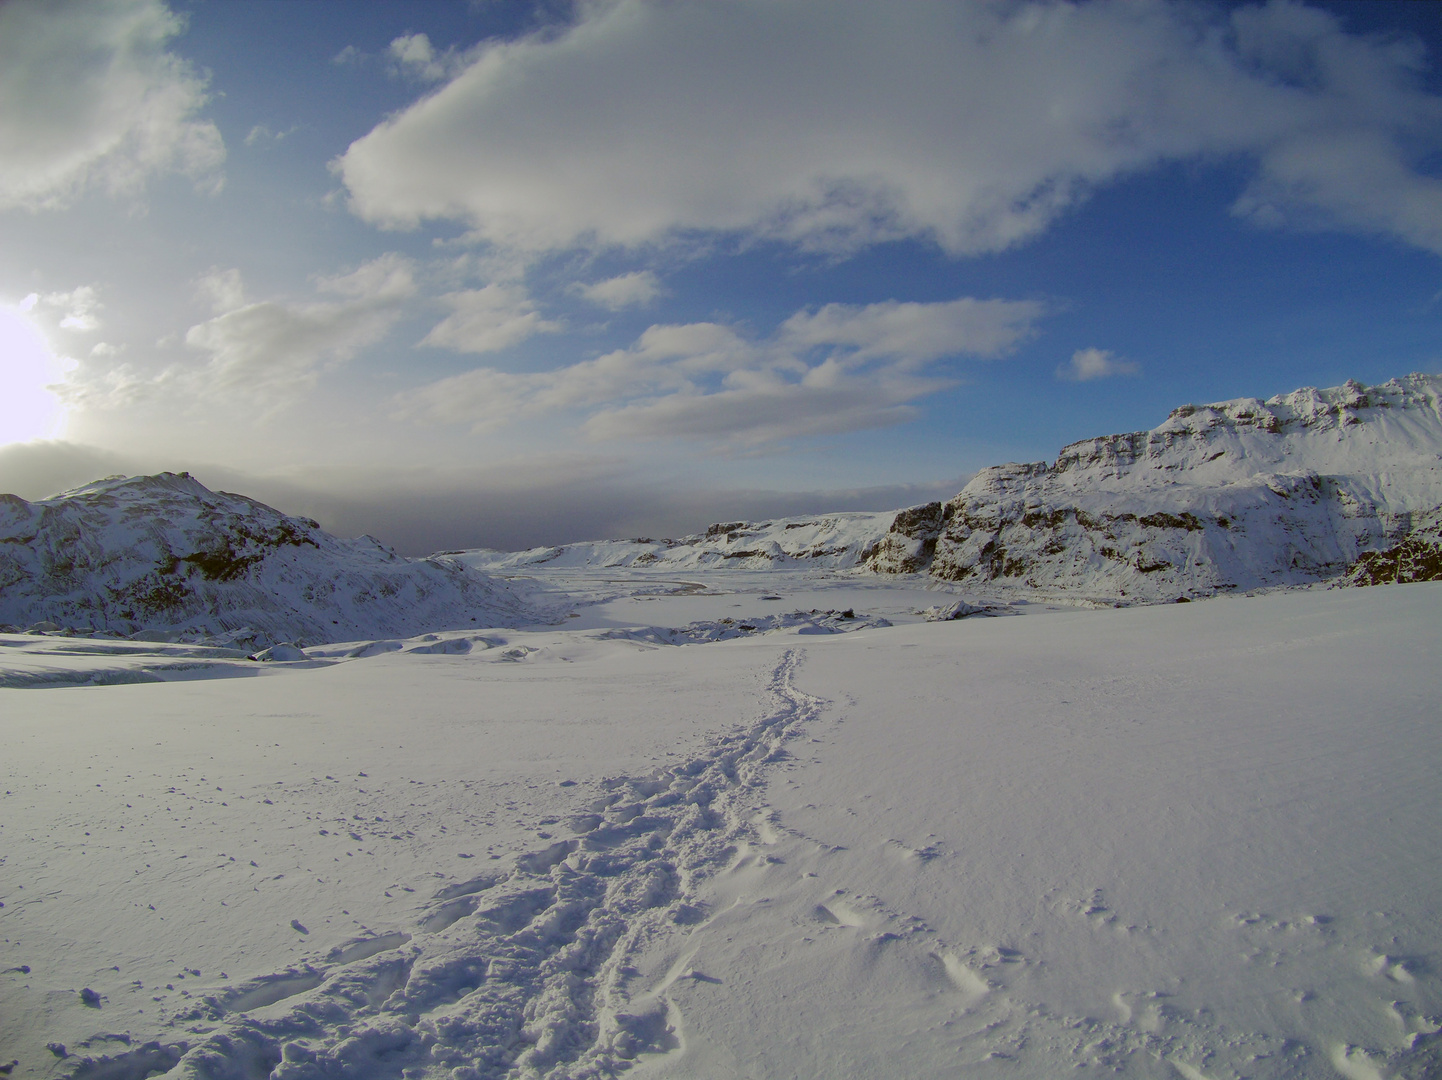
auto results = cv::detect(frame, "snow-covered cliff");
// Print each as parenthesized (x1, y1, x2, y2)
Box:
(0, 472, 534, 645)
(865, 373, 1442, 601)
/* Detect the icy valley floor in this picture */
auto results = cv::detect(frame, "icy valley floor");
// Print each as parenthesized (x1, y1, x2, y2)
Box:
(1, 573, 1439, 1079)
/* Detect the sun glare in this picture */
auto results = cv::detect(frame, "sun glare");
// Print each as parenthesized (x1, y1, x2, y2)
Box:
(0, 300, 68, 445)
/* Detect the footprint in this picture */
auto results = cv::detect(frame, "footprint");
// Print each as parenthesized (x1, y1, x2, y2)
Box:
(66, 1042, 183, 1080)
(327, 932, 411, 964)
(474, 887, 557, 933)
(516, 840, 577, 874)
(433, 873, 505, 901)
(420, 897, 477, 933)
(225, 970, 324, 1013)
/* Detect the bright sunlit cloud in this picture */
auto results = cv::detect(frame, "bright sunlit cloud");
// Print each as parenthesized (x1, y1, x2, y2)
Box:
(0, 298, 69, 444)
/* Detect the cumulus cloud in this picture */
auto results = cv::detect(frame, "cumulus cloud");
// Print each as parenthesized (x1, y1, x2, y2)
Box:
(574, 271, 665, 311)
(335, 0, 1442, 259)
(1057, 347, 1141, 382)
(397, 295, 1042, 445)
(184, 254, 416, 399)
(387, 32, 467, 83)
(420, 284, 561, 354)
(0, 0, 224, 210)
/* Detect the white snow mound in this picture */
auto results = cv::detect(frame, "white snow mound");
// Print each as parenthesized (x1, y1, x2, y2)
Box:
(0, 472, 535, 646)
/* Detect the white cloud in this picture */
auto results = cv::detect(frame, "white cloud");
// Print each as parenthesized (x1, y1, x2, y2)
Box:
(397, 295, 1042, 445)
(22, 286, 103, 333)
(244, 123, 298, 148)
(196, 268, 246, 313)
(1057, 347, 1141, 382)
(420, 284, 561, 354)
(574, 271, 665, 311)
(184, 254, 416, 400)
(0, 0, 224, 210)
(335, 0, 1442, 259)
(779, 298, 1043, 366)
(388, 32, 466, 83)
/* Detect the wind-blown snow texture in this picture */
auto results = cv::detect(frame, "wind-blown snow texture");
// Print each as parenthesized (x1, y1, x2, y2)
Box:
(864, 373, 1442, 601)
(3, 585, 1438, 1079)
(0, 473, 534, 647)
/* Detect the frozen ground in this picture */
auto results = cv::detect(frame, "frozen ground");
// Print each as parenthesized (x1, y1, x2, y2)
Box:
(1, 570, 1438, 1079)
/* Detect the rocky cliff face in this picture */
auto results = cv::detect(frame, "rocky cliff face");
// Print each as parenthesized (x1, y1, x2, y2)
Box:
(0, 472, 534, 645)
(865, 374, 1442, 602)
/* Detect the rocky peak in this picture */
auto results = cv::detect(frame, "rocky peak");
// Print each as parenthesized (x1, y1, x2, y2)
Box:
(865, 374, 1442, 599)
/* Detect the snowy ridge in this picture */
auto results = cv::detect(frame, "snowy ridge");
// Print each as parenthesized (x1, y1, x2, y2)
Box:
(452, 512, 896, 573)
(0, 473, 535, 647)
(67, 650, 825, 1080)
(865, 373, 1442, 601)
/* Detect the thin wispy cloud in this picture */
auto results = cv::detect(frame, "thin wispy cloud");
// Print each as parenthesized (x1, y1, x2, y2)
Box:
(184, 254, 416, 402)
(420, 283, 561, 354)
(0, 0, 223, 210)
(195, 268, 246, 314)
(397, 296, 1044, 446)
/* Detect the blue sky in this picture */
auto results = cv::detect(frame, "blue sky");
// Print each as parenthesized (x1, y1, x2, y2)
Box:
(2, 0, 1441, 551)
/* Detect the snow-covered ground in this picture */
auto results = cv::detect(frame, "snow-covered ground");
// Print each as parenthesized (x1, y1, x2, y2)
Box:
(2, 570, 1438, 1079)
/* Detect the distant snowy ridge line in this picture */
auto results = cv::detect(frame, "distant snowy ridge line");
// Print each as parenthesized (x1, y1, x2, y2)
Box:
(0, 472, 548, 648)
(451, 509, 898, 573)
(461, 374, 1442, 604)
(65, 650, 826, 1080)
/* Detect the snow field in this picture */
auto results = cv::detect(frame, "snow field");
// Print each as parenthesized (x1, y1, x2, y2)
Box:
(633, 585, 1442, 1078)
(0, 580, 1438, 1078)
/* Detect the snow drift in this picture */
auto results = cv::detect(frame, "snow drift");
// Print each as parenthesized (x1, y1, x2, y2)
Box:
(864, 373, 1442, 601)
(0, 472, 533, 646)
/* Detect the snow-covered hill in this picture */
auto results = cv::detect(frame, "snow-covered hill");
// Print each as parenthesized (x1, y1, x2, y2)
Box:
(0, 472, 534, 646)
(454, 511, 897, 573)
(864, 373, 1442, 602)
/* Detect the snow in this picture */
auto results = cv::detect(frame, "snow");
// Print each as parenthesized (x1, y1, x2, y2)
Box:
(866, 373, 1442, 602)
(2, 575, 1438, 1078)
(0, 473, 538, 648)
(2, 374, 1439, 1077)
(452, 511, 898, 573)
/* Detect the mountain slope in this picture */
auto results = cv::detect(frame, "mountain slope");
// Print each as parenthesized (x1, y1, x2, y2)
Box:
(454, 511, 897, 573)
(864, 373, 1442, 601)
(0, 472, 534, 645)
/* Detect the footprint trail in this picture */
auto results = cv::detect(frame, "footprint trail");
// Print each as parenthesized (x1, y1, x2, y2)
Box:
(71, 649, 824, 1080)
